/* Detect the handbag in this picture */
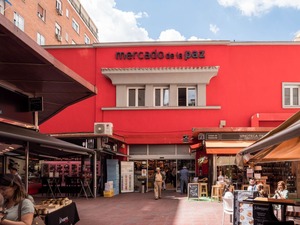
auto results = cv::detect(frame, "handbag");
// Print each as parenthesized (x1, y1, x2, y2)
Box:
(18, 199, 46, 225)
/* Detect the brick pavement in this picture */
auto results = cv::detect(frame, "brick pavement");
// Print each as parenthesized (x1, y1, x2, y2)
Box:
(34, 191, 232, 225)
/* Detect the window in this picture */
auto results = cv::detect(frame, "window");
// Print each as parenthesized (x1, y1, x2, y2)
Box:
(55, 23, 61, 35)
(178, 87, 196, 106)
(101, 67, 219, 109)
(72, 18, 79, 33)
(37, 32, 45, 45)
(84, 34, 90, 44)
(37, 4, 46, 21)
(283, 83, 300, 108)
(65, 33, 68, 42)
(55, 23, 62, 41)
(56, 0, 62, 14)
(155, 87, 169, 106)
(66, 9, 69, 18)
(13, 12, 24, 31)
(128, 88, 145, 107)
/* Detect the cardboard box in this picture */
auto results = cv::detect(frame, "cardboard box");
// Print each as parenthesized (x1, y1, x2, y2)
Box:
(103, 190, 114, 197)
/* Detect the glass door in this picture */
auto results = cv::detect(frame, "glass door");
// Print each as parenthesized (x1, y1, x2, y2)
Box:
(147, 159, 177, 191)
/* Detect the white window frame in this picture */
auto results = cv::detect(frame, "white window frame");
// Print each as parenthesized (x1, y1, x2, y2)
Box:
(13, 12, 24, 31)
(178, 87, 196, 106)
(282, 82, 300, 108)
(72, 18, 80, 34)
(37, 32, 45, 45)
(56, 0, 62, 11)
(65, 33, 68, 42)
(154, 87, 169, 106)
(37, 4, 46, 21)
(128, 87, 145, 107)
(84, 34, 90, 44)
(55, 23, 61, 35)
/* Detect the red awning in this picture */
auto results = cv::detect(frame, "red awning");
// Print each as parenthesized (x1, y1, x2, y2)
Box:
(189, 142, 203, 154)
(206, 148, 242, 155)
(190, 143, 202, 149)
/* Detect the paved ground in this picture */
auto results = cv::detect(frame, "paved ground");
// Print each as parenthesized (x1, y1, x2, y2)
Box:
(34, 191, 232, 225)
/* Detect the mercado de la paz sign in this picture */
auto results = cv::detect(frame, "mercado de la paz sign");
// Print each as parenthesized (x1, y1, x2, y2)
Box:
(116, 49, 206, 61)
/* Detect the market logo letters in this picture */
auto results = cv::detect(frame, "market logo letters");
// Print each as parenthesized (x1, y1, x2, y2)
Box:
(115, 50, 205, 61)
(59, 216, 69, 224)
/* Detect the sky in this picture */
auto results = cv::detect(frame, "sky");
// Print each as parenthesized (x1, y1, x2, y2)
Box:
(80, 0, 300, 42)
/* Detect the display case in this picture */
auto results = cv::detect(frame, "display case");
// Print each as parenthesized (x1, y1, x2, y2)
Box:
(41, 161, 100, 184)
(261, 162, 293, 194)
(286, 174, 296, 194)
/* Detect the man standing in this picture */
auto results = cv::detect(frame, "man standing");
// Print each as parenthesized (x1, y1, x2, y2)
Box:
(180, 166, 189, 194)
(154, 167, 163, 200)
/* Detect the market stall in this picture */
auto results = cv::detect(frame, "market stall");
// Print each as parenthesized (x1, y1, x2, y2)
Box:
(234, 111, 300, 224)
(35, 198, 79, 225)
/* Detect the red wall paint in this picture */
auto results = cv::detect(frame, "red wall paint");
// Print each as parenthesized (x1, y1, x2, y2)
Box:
(41, 43, 299, 144)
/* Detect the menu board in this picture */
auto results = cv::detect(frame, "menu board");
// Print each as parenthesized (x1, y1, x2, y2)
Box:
(121, 161, 134, 193)
(233, 190, 256, 225)
(188, 183, 199, 199)
(253, 204, 278, 225)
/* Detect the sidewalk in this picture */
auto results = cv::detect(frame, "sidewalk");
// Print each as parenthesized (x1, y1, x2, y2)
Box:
(34, 191, 232, 225)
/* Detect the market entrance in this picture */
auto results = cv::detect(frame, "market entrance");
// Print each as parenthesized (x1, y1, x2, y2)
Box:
(147, 159, 177, 191)
(133, 159, 195, 193)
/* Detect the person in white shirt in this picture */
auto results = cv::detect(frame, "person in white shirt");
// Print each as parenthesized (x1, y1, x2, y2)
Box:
(247, 178, 257, 191)
(218, 171, 224, 183)
(154, 167, 163, 200)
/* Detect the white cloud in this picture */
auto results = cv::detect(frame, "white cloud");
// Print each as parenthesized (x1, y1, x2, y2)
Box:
(80, 0, 151, 42)
(209, 24, 220, 34)
(158, 29, 186, 41)
(80, 0, 204, 42)
(218, 0, 300, 16)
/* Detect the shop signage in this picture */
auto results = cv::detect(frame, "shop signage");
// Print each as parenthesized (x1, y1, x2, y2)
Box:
(205, 133, 266, 141)
(115, 50, 205, 61)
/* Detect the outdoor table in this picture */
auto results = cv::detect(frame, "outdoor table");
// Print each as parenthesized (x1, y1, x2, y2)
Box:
(244, 197, 300, 222)
(44, 202, 79, 225)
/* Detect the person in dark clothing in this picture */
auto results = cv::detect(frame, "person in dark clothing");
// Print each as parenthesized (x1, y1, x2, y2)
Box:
(179, 166, 189, 194)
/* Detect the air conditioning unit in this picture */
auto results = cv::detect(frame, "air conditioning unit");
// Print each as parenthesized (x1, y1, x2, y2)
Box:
(55, 33, 62, 42)
(94, 122, 113, 135)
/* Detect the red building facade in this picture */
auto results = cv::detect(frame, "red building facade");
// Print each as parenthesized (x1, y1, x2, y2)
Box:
(40, 41, 300, 192)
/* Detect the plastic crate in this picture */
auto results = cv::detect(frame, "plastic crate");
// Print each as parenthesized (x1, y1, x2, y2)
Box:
(103, 190, 114, 197)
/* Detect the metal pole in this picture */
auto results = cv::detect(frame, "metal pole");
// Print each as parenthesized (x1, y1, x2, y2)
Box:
(25, 142, 29, 193)
(93, 152, 97, 198)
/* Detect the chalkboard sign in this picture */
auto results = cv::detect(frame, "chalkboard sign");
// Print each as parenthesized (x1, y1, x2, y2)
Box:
(188, 183, 199, 199)
(253, 204, 278, 225)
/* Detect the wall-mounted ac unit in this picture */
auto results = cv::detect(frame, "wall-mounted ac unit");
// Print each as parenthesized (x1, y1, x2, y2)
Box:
(94, 122, 113, 135)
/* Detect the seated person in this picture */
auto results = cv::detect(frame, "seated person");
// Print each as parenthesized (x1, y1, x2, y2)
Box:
(256, 183, 268, 197)
(247, 178, 257, 191)
(222, 183, 234, 199)
(273, 180, 288, 199)
(217, 171, 224, 184)
(272, 180, 289, 219)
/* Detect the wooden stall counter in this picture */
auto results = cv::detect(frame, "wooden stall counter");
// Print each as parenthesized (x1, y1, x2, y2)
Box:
(35, 198, 79, 225)
(244, 197, 300, 222)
